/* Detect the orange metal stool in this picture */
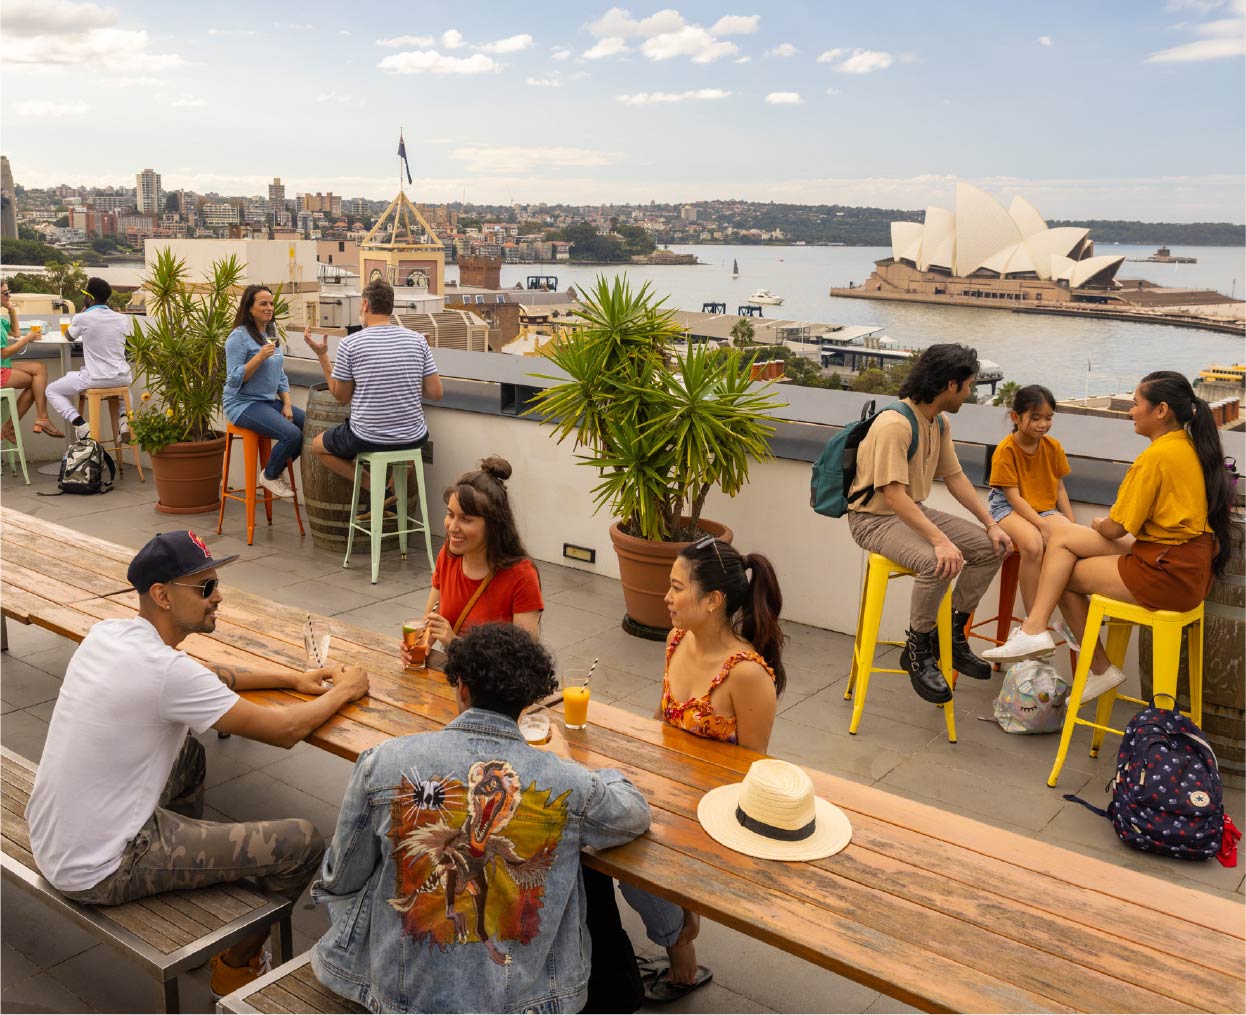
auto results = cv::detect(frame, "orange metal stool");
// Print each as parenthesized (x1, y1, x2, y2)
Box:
(969, 550, 1077, 671)
(217, 422, 305, 545)
(79, 386, 144, 480)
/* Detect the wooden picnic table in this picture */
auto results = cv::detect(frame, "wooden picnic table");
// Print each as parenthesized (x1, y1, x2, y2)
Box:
(1, 506, 1243, 1014)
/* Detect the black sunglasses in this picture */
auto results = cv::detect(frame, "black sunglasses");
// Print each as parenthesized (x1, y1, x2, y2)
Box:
(166, 577, 219, 599)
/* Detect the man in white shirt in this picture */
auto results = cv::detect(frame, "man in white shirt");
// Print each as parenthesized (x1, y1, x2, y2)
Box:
(25, 531, 371, 997)
(46, 276, 134, 438)
(303, 278, 443, 490)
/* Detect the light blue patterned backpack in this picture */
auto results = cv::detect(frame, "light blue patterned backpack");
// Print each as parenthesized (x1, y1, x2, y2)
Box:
(992, 660, 1069, 734)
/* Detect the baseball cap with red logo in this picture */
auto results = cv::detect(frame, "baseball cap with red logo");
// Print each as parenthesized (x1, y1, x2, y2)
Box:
(127, 531, 239, 594)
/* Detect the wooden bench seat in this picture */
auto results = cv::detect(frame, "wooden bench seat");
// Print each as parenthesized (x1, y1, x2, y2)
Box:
(215, 952, 365, 1014)
(1, 747, 295, 1013)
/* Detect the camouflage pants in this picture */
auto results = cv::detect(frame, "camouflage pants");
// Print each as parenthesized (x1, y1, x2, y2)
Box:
(63, 736, 325, 907)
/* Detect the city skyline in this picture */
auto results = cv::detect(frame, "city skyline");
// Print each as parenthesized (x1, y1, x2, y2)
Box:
(2, 0, 1244, 221)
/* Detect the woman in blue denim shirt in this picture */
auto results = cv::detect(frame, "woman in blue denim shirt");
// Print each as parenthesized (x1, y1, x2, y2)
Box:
(223, 286, 304, 499)
(313, 624, 651, 1014)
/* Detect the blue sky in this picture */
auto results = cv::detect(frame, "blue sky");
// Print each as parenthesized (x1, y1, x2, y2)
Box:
(2, 0, 1244, 220)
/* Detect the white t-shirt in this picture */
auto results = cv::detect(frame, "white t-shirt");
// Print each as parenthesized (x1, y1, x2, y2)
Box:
(26, 617, 239, 892)
(67, 305, 131, 381)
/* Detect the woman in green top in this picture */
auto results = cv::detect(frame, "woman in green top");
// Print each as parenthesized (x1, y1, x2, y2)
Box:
(1, 283, 62, 442)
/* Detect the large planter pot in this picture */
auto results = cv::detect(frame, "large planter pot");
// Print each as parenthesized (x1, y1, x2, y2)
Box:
(150, 435, 227, 515)
(609, 518, 734, 639)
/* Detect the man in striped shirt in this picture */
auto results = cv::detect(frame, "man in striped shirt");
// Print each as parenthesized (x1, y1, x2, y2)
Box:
(304, 279, 443, 490)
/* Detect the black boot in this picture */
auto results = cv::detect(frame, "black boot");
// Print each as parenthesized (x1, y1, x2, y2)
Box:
(900, 628, 952, 704)
(950, 610, 992, 680)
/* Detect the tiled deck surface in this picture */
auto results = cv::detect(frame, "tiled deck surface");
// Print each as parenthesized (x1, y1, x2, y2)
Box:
(1, 466, 1242, 1014)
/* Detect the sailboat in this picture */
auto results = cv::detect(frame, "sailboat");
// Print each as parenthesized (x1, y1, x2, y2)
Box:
(731, 259, 739, 279)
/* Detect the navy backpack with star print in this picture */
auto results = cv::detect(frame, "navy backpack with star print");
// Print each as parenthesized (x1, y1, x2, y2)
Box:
(1068, 700, 1224, 861)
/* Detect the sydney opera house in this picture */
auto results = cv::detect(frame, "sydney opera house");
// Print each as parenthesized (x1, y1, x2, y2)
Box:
(832, 184, 1242, 332)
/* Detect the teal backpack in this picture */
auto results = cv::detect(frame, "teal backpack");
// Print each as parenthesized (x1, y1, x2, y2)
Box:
(810, 400, 941, 517)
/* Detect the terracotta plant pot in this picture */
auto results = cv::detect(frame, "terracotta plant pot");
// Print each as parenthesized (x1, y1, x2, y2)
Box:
(150, 435, 227, 515)
(609, 518, 734, 639)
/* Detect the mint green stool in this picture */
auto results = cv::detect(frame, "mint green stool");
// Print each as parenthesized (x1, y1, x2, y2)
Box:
(0, 388, 30, 485)
(343, 449, 435, 583)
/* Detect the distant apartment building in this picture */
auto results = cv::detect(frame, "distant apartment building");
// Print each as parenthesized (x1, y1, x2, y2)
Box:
(67, 206, 117, 238)
(680, 205, 697, 222)
(119, 213, 156, 242)
(268, 177, 286, 215)
(203, 202, 240, 229)
(301, 192, 342, 216)
(243, 199, 268, 225)
(136, 168, 162, 215)
(85, 192, 135, 214)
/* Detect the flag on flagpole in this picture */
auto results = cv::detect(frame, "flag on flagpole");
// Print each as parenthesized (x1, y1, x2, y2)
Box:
(398, 131, 413, 185)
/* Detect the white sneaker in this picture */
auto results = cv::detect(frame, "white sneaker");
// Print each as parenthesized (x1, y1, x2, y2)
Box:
(259, 472, 293, 498)
(982, 626, 1056, 663)
(1053, 617, 1081, 653)
(74, 421, 92, 441)
(1080, 664, 1126, 701)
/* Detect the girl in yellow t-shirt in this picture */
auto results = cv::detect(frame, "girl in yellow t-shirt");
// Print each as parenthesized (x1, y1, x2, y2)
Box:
(988, 384, 1076, 615)
(985, 372, 1231, 699)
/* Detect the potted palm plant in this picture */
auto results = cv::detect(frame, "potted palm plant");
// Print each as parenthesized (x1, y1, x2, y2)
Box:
(126, 249, 246, 514)
(528, 275, 785, 636)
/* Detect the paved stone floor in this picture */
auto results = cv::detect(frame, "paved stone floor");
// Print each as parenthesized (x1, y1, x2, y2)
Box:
(1, 466, 1242, 1013)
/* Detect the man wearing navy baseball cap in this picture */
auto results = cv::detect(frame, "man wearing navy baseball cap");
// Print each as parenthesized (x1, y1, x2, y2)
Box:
(26, 531, 370, 998)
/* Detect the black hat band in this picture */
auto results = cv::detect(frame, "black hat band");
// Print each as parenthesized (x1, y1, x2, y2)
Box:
(735, 805, 815, 842)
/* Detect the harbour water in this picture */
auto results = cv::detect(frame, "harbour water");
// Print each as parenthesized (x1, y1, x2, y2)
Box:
(9, 243, 1242, 398)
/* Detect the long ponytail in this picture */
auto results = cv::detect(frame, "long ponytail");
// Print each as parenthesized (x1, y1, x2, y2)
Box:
(740, 553, 787, 697)
(679, 540, 788, 697)
(1139, 372, 1232, 575)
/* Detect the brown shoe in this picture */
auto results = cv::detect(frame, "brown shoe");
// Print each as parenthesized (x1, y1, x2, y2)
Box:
(208, 947, 270, 1000)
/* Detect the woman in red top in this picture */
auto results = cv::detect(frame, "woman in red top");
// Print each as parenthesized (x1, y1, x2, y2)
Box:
(401, 457, 542, 661)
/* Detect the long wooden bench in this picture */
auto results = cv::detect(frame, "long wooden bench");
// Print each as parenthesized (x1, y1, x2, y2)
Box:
(215, 953, 364, 1014)
(0, 748, 295, 1013)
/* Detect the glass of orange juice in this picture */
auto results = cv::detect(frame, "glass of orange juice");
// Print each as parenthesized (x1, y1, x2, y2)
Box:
(562, 669, 591, 730)
(401, 618, 428, 671)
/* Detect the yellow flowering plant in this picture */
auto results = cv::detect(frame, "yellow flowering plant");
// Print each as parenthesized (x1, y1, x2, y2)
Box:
(127, 402, 189, 455)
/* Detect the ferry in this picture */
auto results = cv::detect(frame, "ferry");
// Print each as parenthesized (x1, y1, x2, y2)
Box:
(748, 288, 784, 305)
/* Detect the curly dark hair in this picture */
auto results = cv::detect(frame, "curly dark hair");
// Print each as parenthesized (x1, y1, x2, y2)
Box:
(443, 623, 556, 719)
(898, 343, 980, 403)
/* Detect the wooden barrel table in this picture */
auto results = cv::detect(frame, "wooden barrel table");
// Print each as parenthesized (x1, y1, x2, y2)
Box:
(300, 384, 435, 555)
(1141, 509, 1245, 786)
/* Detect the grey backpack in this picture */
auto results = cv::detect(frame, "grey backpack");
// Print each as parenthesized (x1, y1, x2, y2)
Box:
(54, 437, 116, 495)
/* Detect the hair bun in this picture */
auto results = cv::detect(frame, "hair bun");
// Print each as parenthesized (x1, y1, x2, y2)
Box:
(480, 455, 512, 482)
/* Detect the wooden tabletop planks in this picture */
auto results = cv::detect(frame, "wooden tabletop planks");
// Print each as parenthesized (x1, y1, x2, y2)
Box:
(2, 507, 1242, 1015)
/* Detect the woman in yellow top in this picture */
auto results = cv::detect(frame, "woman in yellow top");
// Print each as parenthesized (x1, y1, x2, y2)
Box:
(985, 371, 1231, 699)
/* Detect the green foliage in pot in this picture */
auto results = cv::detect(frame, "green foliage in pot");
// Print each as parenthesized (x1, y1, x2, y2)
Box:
(527, 275, 787, 542)
(125, 249, 244, 453)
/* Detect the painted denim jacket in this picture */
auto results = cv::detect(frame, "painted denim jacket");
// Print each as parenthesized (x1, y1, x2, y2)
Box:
(311, 709, 651, 1013)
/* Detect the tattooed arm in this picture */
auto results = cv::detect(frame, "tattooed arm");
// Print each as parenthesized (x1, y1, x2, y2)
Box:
(215, 664, 340, 694)
(213, 664, 371, 749)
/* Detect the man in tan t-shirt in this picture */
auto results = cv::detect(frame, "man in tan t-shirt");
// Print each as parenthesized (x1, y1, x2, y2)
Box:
(848, 344, 1013, 703)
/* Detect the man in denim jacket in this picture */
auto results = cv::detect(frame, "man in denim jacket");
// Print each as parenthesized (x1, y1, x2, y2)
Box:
(313, 623, 651, 1013)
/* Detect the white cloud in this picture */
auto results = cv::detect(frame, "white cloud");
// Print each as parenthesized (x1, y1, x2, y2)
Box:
(169, 95, 207, 108)
(1, 0, 115, 36)
(617, 88, 731, 104)
(526, 72, 562, 87)
(825, 87, 842, 95)
(643, 26, 737, 62)
(582, 36, 629, 59)
(552, 47, 571, 60)
(338, 29, 351, 36)
(316, 90, 354, 103)
(735, 55, 751, 63)
(587, 7, 686, 37)
(818, 47, 894, 73)
(479, 33, 533, 54)
(441, 28, 465, 49)
(766, 42, 797, 57)
(16, 99, 90, 117)
(207, 28, 256, 36)
(1038, 35, 1053, 46)
(1147, 3, 1246, 62)
(449, 145, 622, 173)
(4, 25, 185, 70)
(765, 91, 802, 104)
(709, 15, 760, 36)
(377, 50, 500, 74)
(376, 34, 434, 47)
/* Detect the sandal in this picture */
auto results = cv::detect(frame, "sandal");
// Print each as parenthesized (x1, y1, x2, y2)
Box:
(642, 965, 713, 1003)
(33, 418, 65, 438)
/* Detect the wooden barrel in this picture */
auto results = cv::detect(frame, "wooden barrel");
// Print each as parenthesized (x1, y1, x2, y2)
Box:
(299, 384, 435, 554)
(1141, 510, 1245, 786)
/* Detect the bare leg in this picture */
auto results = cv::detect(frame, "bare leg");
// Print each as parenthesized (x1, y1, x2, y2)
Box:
(1061, 554, 1138, 674)
(1020, 524, 1130, 636)
(998, 513, 1043, 615)
(311, 433, 365, 485)
(666, 909, 701, 985)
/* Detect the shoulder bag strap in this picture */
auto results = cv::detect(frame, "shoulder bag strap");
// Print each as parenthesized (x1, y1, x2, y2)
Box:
(452, 571, 496, 635)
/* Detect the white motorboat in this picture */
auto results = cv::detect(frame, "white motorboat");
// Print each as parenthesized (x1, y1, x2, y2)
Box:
(748, 288, 783, 305)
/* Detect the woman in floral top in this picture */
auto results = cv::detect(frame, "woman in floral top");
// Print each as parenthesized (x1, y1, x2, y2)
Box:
(624, 536, 787, 1002)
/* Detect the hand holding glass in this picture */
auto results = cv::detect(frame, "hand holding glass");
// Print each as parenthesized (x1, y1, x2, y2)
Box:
(401, 618, 428, 670)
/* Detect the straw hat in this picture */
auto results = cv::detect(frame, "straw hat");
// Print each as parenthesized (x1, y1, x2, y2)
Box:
(697, 759, 851, 861)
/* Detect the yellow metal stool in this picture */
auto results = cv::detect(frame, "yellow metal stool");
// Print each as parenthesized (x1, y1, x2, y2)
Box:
(1047, 594, 1204, 787)
(845, 552, 958, 743)
(80, 386, 143, 480)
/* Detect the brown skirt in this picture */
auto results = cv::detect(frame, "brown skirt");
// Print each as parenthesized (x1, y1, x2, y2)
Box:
(1117, 533, 1215, 613)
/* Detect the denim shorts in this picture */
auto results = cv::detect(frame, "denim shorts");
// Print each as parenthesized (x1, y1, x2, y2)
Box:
(988, 487, 1061, 523)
